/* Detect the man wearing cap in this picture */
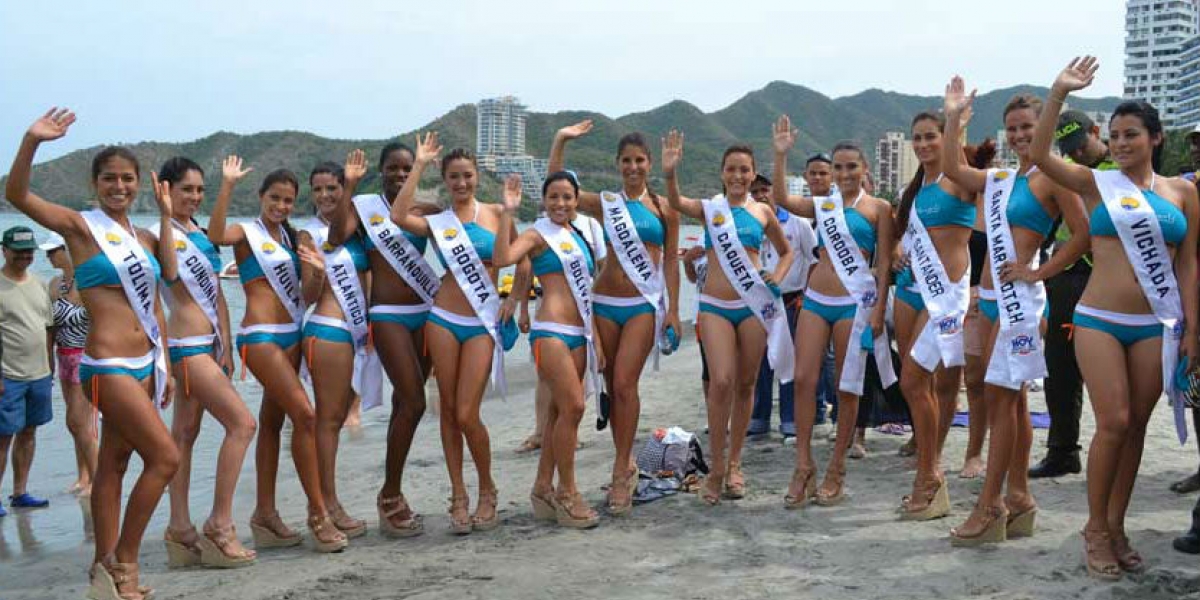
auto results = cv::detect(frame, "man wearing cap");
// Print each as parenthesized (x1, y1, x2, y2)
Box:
(0, 226, 54, 515)
(749, 171, 817, 442)
(1029, 110, 1115, 479)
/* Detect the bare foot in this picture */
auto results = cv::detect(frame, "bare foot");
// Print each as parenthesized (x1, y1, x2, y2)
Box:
(959, 455, 985, 479)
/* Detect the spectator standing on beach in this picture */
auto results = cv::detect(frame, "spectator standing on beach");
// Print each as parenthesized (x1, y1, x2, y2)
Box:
(0, 225, 55, 517)
(749, 172, 816, 441)
(41, 232, 97, 498)
(1171, 123, 1200, 495)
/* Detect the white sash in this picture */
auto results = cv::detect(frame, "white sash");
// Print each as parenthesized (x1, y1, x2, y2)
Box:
(532, 218, 600, 402)
(353, 194, 440, 303)
(303, 218, 382, 411)
(426, 210, 506, 394)
(242, 219, 305, 324)
(1093, 170, 1188, 442)
(81, 210, 168, 404)
(153, 220, 224, 362)
(905, 207, 970, 371)
(701, 196, 794, 383)
(814, 191, 897, 395)
(599, 191, 667, 366)
(983, 169, 1048, 389)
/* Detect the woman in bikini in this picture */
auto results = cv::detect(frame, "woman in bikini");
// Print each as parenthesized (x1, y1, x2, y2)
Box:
(548, 121, 682, 515)
(892, 110, 977, 521)
(1033, 56, 1199, 579)
(391, 133, 528, 534)
(769, 116, 895, 509)
(7, 108, 179, 600)
(494, 170, 603, 529)
(327, 144, 439, 538)
(43, 233, 97, 498)
(158, 156, 258, 568)
(300, 158, 377, 542)
(939, 80, 1089, 546)
(662, 131, 793, 504)
(208, 157, 348, 554)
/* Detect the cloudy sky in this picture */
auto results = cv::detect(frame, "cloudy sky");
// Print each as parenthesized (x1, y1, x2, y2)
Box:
(0, 0, 1125, 170)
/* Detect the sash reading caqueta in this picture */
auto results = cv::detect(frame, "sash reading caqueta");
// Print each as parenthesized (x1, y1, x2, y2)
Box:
(701, 195, 794, 382)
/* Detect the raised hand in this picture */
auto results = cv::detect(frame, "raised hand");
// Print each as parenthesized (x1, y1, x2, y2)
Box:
(1053, 56, 1099, 93)
(27, 108, 76, 142)
(414, 132, 442, 166)
(222, 155, 252, 184)
(344, 149, 367, 183)
(502, 173, 522, 213)
(661, 130, 684, 175)
(773, 115, 798, 154)
(943, 76, 976, 125)
(298, 245, 326, 271)
(557, 120, 593, 140)
(150, 172, 173, 219)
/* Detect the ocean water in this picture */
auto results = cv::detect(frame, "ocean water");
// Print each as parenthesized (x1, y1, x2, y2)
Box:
(0, 212, 703, 560)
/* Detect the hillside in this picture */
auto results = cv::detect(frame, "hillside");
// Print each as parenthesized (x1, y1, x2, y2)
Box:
(1, 81, 1130, 215)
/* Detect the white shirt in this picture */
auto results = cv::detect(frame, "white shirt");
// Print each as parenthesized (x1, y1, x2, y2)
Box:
(762, 207, 817, 294)
(572, 213, 607, 263)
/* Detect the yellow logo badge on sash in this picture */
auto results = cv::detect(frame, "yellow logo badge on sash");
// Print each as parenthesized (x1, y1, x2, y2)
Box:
(262, 242, 277, 254)
(322, 242, 335, 253)
(105, 232, 122, 245)
(560, 241, 574, 253)
(712, 213, 726, 227)
(1120, 197, 1140, 211)
(174, 240, 187, 252)
(442, 228, 458, 241)
(994, 171, 1009, 182)
(820, 200, 835, 211)
(369, 214, 385, 226)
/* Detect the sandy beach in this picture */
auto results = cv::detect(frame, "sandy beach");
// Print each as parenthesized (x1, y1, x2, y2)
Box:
(3, 336, 1200, 600)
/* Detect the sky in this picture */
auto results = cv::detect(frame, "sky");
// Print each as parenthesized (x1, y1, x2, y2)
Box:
(0, 0, 1126, 170)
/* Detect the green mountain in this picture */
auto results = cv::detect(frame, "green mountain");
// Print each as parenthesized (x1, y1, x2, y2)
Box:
(1, 81, 1128, 216)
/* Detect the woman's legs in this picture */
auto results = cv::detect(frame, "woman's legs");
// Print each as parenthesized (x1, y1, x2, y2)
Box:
(698, 312, 738, 493)
(245, 343, 327, 518)
(167, 380, 204, 535)
(374, 322, 429, 501)
(452, 335, 499, 521)
(1075, 328, 1133, 534)
(820, 319, 856, 499)
(89, 374, 179, 565)
(63, 380, 97, 494)
(1106, 339, 1163, 538)
(961, 350, 987, 478)
(595, 313, 655, 503)
(934, 364, 963, 467)
(899, 311, 945, 513)
(727, 318, 768, 471)
(533, 339, 588, 496)
(791, 311, 833, 481)
(310, 338, 357, 518)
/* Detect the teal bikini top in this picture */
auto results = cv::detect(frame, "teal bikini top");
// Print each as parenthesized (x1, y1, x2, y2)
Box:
(434, 221, 495, 269)
(77, 249, 163, 290)
(186, 231, 222, 273)
(339, 234, 370, 272)
(531, 228, 595, 277)
(915, 180, 975, 229)
(1089, 188, 1187, 245)
(603, 198, 665, 247)
(1006, 176, 1055, 238)
(817, 206, 877, 256)
(705, 205, 764, 251)
(238, 243, 300, 284)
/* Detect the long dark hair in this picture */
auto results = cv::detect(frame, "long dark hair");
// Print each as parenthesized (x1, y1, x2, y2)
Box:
(159, 156, 205, 227)
(258, 169, 300, 249)
(896, 111, 947, 234)
(615, 132, 665, 211)
(1109, 100, 1164, 172)
(542, 171, 596, 269)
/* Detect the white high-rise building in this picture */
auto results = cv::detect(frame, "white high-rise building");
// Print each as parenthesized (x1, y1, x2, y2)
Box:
(476, 96, 528, 170)
(1124, 0, 1200, 128)
(874, 132, 919, 196)
(1177, 35, 1200, 129)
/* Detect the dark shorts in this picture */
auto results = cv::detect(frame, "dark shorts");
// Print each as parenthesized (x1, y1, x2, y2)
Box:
(0, 376, 53, 435)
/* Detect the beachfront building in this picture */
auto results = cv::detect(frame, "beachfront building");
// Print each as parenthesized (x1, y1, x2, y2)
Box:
(1123, 0, 1200, 129)
(786, 176, 810, 197)
(1177, 35, 1200, 130)
(477, 96, 528, 171)
(476, 95, 548, 201)
(874, 131, 919, 196)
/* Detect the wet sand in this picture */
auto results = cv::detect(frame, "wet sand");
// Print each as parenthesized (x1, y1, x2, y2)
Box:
(4, 338, 1200, 600)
